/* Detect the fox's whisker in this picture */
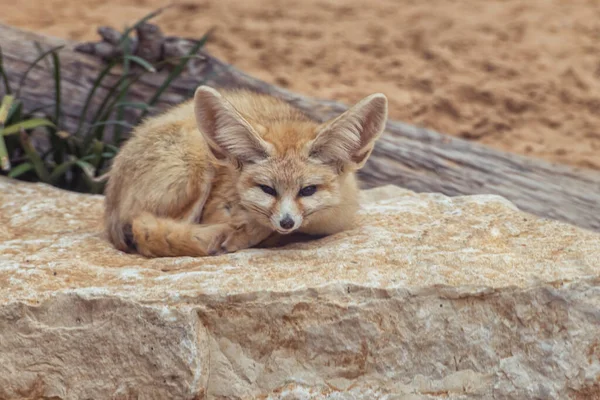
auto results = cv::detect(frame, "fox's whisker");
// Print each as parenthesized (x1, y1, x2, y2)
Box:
(305, 205, 334, 217)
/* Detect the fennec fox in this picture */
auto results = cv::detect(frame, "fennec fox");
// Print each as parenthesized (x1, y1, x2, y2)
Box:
(104, 85, 388, 257)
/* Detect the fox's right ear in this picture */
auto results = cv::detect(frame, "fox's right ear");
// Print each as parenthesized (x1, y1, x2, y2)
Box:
(308, 93, 387, 171)
(194, 86, 272, 164)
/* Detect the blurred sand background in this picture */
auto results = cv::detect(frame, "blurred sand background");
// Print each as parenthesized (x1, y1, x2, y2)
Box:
(1, 0, 599, 170)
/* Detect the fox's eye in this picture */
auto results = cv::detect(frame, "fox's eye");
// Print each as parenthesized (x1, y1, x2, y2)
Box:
(259, 184, 277, 196)
(299, 185, 317, 197)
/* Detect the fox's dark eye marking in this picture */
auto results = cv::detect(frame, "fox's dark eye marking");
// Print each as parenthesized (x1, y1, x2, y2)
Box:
(259, 184, 277, 196)
(299, 185, 317, 197)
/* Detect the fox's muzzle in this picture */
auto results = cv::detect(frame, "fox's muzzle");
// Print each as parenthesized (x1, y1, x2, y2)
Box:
(272, 197, 303, 234)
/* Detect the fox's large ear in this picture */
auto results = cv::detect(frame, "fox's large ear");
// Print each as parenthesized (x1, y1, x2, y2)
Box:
(308, 93, 387, 170)
(194, 86, 272, 164)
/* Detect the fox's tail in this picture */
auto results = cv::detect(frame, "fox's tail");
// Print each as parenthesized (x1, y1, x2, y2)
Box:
(106, 212, 227, 257)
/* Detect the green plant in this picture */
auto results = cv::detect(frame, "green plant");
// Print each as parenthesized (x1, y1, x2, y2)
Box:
(0, 10, 211, 194)
(0, 95, 56, 176)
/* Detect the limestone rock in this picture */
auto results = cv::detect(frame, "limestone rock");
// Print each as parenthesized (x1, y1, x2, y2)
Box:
(0, 176, 599, 399)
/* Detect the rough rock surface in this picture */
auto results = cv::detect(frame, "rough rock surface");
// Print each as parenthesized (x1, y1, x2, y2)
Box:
(0, 175, 599, 399)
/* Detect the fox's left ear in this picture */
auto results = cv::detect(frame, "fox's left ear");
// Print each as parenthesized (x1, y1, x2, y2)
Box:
(308, 93, 387, 170)
(194, 85, 273, 165)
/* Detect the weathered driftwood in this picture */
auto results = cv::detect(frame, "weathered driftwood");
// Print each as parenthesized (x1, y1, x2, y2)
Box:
(1, 22, 600, 232)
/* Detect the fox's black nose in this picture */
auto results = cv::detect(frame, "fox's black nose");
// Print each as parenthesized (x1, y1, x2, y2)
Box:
(279, 215, 295, 230)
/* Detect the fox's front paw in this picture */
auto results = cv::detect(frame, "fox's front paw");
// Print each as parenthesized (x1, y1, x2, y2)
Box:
(189, 223, 232, 257)
(220, 224, 272, 254)
(220, 227, 251, 254)
(204, 229, 231, 256)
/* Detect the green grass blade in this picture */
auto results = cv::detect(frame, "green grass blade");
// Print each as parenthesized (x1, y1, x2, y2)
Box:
(0, 96, 12, 170)
(80, 153, 113, 162)
(6, 100, 23, 128)
(113, 36, 133, 151)
(83, 71, 147, 149)
(82, 45, 205, 150)
(87, 120, 134, 130)
(0, 95, 14, 125)
(90, 140, 104, 168)
(15, 45, 64, 98)
(87, 140, 109, 176)
(83, 51, 205, 145)
(159, 54, 205, 65)
(0, 136, 9, 171)
(34, 42, 52, 71)
(0, 95, 13, 170)
(19, 129, 50, 182)
(75, 39, 197, 136)
(81, 74, 133, 148)
(76, 158, 104, 194)
(21, 103, 52, 117)
(114, 101, 151, 110)
(87, 72, 135, 126)
(124, 55, 157, 73)
(105, 143, 120, 154)
(51, 50, 62, 127)
(2, 118, 55, 136)
(7, 162, 33, 178)
(50, 50, 65, 165)
(49, 159, 77, 183)
(139, 29, 214, 120)
(75, 159, 96, 178)
(0, 47, 12, 95)
(75, 58, 121, 137)
(0, 99, 23, 128)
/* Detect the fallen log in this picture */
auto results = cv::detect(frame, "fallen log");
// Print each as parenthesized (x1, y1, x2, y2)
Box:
(1, 21, 599, 232)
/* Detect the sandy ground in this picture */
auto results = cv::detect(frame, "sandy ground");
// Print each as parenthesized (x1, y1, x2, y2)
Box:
(1, 0, 600, 170)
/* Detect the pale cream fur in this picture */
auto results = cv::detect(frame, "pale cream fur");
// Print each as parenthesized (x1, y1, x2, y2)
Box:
(104, 86, 388, 257)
